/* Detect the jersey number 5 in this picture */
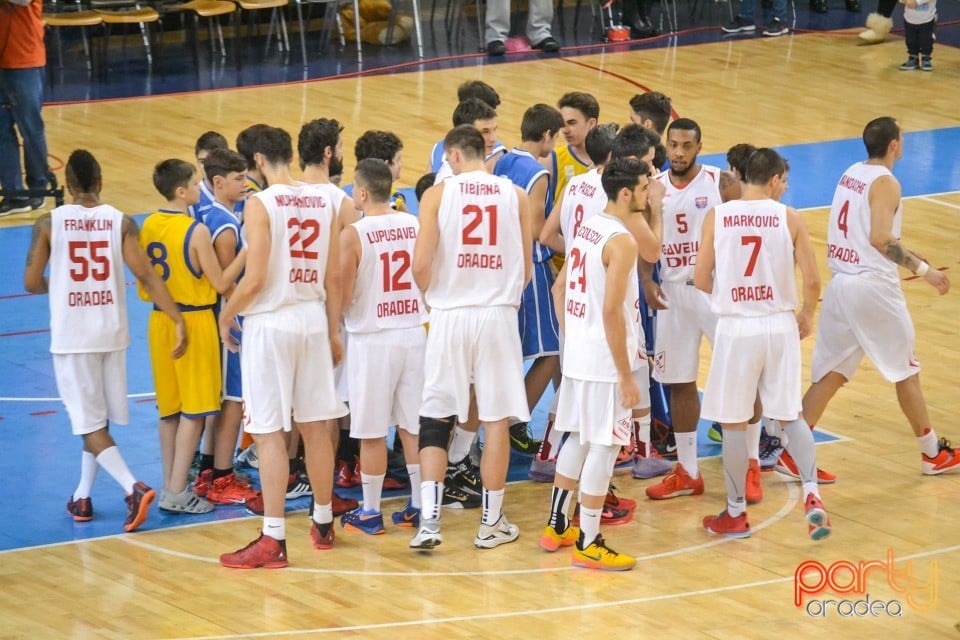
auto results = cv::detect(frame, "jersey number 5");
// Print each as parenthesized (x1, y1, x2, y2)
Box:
(462, 204, 498, 245)
(70, 240, 111, 282)
(741, 235, 762, 277)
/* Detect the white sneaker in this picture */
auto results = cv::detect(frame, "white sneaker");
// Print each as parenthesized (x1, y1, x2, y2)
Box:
(410, 518, 442, 549)
(474, 514, 520, 549)
(236, 443, 259, 469)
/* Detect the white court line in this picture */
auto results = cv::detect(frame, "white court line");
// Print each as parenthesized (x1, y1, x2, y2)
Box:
(919, 196, 960, 211)
(0, 392, 155, 403)
(158, 540, 960, 640)
(119, 483, 800, 577)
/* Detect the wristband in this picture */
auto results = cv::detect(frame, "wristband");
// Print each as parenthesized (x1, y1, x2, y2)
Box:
(915, 261, 930, 277)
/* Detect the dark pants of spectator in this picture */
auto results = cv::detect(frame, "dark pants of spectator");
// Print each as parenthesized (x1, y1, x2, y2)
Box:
(905, 20, 935, 57)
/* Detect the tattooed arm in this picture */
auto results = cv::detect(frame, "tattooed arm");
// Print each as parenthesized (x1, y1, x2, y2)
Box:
(869, 175, 949, 295)
(24, 214, 52, 294)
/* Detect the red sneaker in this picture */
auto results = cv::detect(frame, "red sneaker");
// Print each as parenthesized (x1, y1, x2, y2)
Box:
(220, 534, 288, 568)
(572, 503, 633, 526)
(746, 459, 763, 504)
(605, 485, 636, 512)
(207, 473, 261, 505)
(310, 520, 335, 550)
(702, 509, 751, 538)
(67, 496, 93, 522)
(645, 463, 705, 500)
(123, 481, 155, 532)
(335, 460, 354, 489)
(922, 438, 960, 475)
(332, 492, 359, 516)
(383, 475, 410, 490)
(776, 450, 836, 484)
(245, 493, 264, 516)
(193, 469, 212, 498)
(804, 493, 832, 541)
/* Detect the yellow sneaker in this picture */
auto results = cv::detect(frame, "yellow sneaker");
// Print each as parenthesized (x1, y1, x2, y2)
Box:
(572, 534, 636, 571)
(539, 524, 579, 552)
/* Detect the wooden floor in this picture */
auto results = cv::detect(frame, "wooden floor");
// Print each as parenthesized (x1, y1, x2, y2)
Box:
(4, 34, 960, 639)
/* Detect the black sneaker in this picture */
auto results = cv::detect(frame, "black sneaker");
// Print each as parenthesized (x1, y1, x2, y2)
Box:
(486, 40, 506, 56)
(845, 0, 860, 10)
(442, 480, 481, 509)
(810, 0, 828, 12)
(762, 18, 789, 36)
(509, 422, 542, 454)
(0, 199, 32, 216)
(446, 456, 482, 496)
(721, 16, 755, 33)
(532, 36, 560, 52)
(921, 56, 933, 72)
(899, 56, 919, 71)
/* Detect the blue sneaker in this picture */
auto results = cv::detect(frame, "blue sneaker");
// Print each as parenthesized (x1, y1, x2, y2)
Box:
(341, 509, 386, 535)
(391, 502, 420, 528)
(708, 423, 723, 443)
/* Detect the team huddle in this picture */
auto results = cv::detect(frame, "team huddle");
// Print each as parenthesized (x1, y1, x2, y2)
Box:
(23, 80, 959, 571)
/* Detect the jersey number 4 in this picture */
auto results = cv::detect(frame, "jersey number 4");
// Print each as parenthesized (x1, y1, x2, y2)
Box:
(837, 200, 849, 239)
(462, 204, 498, 245)
(70, 240, 111, 281)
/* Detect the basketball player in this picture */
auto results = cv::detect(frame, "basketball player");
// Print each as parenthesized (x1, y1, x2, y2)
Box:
(541, 157, 659, 569)
(344, 130, 407, 211)
(643, 118, 724, 501)
(142, 159, 246, 515)
(23, 150, 182, 532)
(628, 92, 672, 138)
(189, 131, 244, 223)
(719, 143, 757, 203)
(339, 158, 426, 534)
(219, 125, 349, 568)
(236, 124, 272, 196)
(433, 99, 502, 183)
(801, 117, 958, 476)
(494, 104, 563, 455)
(552, 92, 599, 202)
(195, 148, 260, 507)
(428, 82, 505, 174)
(410, 125, 532, 550)
(695, 148, 831, 540)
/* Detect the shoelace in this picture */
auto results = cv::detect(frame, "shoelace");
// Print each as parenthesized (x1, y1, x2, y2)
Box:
(759, 435, 782, 459)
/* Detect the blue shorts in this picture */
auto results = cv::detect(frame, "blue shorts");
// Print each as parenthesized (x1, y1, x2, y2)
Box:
(222, 316, 243, 401)
(518, 261, 560, 359)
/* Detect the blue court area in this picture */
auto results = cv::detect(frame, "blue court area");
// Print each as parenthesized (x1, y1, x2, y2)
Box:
(3, 127, 956, 552)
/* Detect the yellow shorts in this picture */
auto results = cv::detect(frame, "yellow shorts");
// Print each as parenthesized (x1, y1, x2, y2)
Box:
(148, 308, 221, 419)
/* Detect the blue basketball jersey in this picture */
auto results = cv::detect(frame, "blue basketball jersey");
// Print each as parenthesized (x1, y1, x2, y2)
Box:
(190, 180, 246, 224)
(494, 148, 554, 263)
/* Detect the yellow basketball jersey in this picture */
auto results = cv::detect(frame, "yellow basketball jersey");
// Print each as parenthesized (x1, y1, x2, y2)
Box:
(552, 145, 591, 202)
(137, 210, 217, 307)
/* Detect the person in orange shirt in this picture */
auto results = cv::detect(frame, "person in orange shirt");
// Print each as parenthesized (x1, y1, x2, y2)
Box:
(0, 0, 51, 216)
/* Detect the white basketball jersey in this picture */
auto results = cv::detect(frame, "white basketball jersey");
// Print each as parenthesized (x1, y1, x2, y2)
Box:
(657, 164, 723, 283)
(826, 162, 902, 284)
(710, 200, 798, 317)
(242, 183, 334, 316)
(562, 214, 641, 382)
(425, 170, 525, 309)
(559, 169, 607, 245)
(48, 204, 128, 354)
(345, 213, 426, 333)
(299, 180, 347, 218)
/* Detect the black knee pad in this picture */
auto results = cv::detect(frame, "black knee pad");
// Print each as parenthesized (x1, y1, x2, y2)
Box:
(419, 415, 455, 450)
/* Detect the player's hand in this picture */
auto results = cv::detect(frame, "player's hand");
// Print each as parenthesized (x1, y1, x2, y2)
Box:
(619, 373, 641, 410)
(647, 178, 666, 210)
(924, 268, 950, 295)
(329, 334, 344, 367)
(796, 309, 813, 340)
(643, 280, 669, 310)
(171, 319, 188, 359)
(219, 314, 241, 353)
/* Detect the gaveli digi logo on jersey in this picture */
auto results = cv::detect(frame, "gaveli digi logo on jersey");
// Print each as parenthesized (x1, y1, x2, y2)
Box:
(794, 549, 938, 617)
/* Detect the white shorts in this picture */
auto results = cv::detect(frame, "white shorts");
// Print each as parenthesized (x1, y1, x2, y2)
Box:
(53, 351, 129, 436)
(420, 306, 530, 424)
(334, 327, 350, 403)
(241, 303, 348, 434)
(701, 312, 802, 424)
(347, 327, 426, 439)
(652, 281, 717, 384)
(811, 273, 919, 384)
(554, 367, 650, 446)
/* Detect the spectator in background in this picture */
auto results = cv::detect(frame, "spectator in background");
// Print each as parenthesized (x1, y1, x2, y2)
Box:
(0, 0, 50, 215)
(897, 0, 936, 72)
(721, 0, 791, 37)
(485, 0, 558, 56)
(621, 0, 658, 38)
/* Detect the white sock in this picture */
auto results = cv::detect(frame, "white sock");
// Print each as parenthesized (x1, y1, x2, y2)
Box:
(312, 502, 333, 524)
(360, 472, 384, 513)
(406, 464, 422, 508)
(448, 426, 475, 463)
(634, 416, 652, 456)
(263, 516, 285, 540)
(74, 450, 99, 500)
(676, 431, 698, 478)
(918, 428, 939, 458)
(421, 481, 442, 521)
(746, 420, 761, 461)
(482, 487, 504, 526)
(579, 505, 601, 548)
(95, 446, 136, 494)
(803, 482, 820, 499)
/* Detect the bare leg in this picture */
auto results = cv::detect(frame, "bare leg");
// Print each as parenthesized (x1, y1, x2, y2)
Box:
(169, 416, 204, 494)
(254, 431, 288, 518)
(158, 417, 177, 491)
(802, 372, 848, 427)
(895, 374, 932, 437)
(480, 419, 510, 491)
(300, 419, 338, 505)
(669, 381, 700, 433)
(214, 399, 243, 470)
